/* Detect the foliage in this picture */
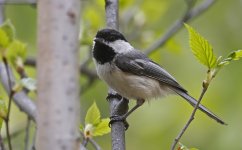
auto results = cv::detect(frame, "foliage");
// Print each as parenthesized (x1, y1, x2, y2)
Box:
(0, 20, 15, 43)
(0, 20, 27, 72)
(185, 24, 242, 87)
(185, 23, 217, 69)
(0, 29, 10, 50)
(217, 50, 242, 66)
(1, 1, 242, 150)
(0, 20, 15, 50)
(6, 40, 27, 68)
(0, 20, 34, 150)
(81, 102, 110, 138)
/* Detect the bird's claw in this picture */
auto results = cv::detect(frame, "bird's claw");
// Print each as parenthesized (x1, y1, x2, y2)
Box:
(109, 115, 129, 130)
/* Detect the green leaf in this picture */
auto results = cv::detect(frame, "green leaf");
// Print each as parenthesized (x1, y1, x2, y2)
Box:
(0, 20, 15, 43)
(93, 118, 111, 136)
(185, 23, 217, 69)
(0, 98, 7, 120)
(218, 50, 242, 67)
(6, 40, 27, 67)
(20, 78, 37, 91)
(0, 28, 10, 49)
(229, 49, 242, 60)
(85, 102, 101, 125)
(0, 20, 15, 50)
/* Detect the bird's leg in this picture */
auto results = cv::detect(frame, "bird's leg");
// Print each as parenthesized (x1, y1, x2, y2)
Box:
(110, 99, 145, 129)
(121, 99, 145, 119)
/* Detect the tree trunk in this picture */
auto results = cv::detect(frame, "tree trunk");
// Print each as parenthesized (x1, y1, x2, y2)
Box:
(36, 0, 81, 150)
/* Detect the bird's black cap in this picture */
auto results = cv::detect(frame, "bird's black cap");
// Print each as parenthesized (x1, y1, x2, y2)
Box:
(95, 28, 127, 42)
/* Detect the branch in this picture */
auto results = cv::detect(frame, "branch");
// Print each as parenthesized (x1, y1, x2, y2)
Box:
(144, 0, 215, 55)
(2, 57, 14, 150)
(105, 1, 129, 150)
(88, 138, 101, 150)
(171, 87, 207, 150)
(80, 132, 101, 150)
(0, 135, 5, 150)
(24, 117, 31, 150)
(0, 63, 37, 122)
(107, 89, 127, 150)
(105, 0, 119, 30)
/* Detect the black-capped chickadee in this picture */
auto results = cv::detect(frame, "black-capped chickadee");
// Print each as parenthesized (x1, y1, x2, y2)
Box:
(92, 28, 225, 125)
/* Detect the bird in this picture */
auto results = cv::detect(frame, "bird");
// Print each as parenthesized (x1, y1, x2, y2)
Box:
(92, 28, 225, 126)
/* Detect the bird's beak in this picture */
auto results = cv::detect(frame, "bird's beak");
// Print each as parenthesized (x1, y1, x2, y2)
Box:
(94, 38, 104, 43)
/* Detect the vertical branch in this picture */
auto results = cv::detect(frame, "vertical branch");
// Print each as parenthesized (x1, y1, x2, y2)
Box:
(107, 89, 127, 150)
(105, 0, 128, 150)
(36, 0, 81, 150)
(105, 0, 119, 29)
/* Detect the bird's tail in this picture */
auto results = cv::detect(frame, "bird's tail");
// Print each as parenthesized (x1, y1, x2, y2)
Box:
(173, 89, 226, 125)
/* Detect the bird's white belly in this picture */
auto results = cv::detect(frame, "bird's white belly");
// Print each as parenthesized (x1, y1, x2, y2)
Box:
(96, 63, 173, 100)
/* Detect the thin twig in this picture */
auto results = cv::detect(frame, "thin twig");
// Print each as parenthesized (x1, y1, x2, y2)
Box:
(171, 87, 207, 150)
(30, 126, 37, 150)
(80, 132, 101, 150)
(0, 135, 5, 150)
(88, 137, 101, 150)
(3, 85, 13, 150)
(82, 138, 89, 147)
(2, 57, 13, 150)
(0, 63, 37, 121)
(80, 145, 87, 150)
(24, 117, 31, 150)
(144, 0, 215, 55)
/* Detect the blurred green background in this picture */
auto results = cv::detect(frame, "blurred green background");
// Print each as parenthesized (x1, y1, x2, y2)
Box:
(1, 0, 242, 149)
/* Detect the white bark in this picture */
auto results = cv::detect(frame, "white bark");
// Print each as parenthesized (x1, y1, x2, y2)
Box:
(36, 0, 80, 150)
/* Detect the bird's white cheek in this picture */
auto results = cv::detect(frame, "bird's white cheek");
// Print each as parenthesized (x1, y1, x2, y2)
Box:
(109, 40, 133, 54)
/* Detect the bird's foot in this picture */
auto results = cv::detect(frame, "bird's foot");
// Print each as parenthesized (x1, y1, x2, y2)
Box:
(109, 115, 129, 130)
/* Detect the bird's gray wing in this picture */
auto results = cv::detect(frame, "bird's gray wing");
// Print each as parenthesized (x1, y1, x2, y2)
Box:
(114, 51, 187, 92)
(114, 51, 226, 125)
